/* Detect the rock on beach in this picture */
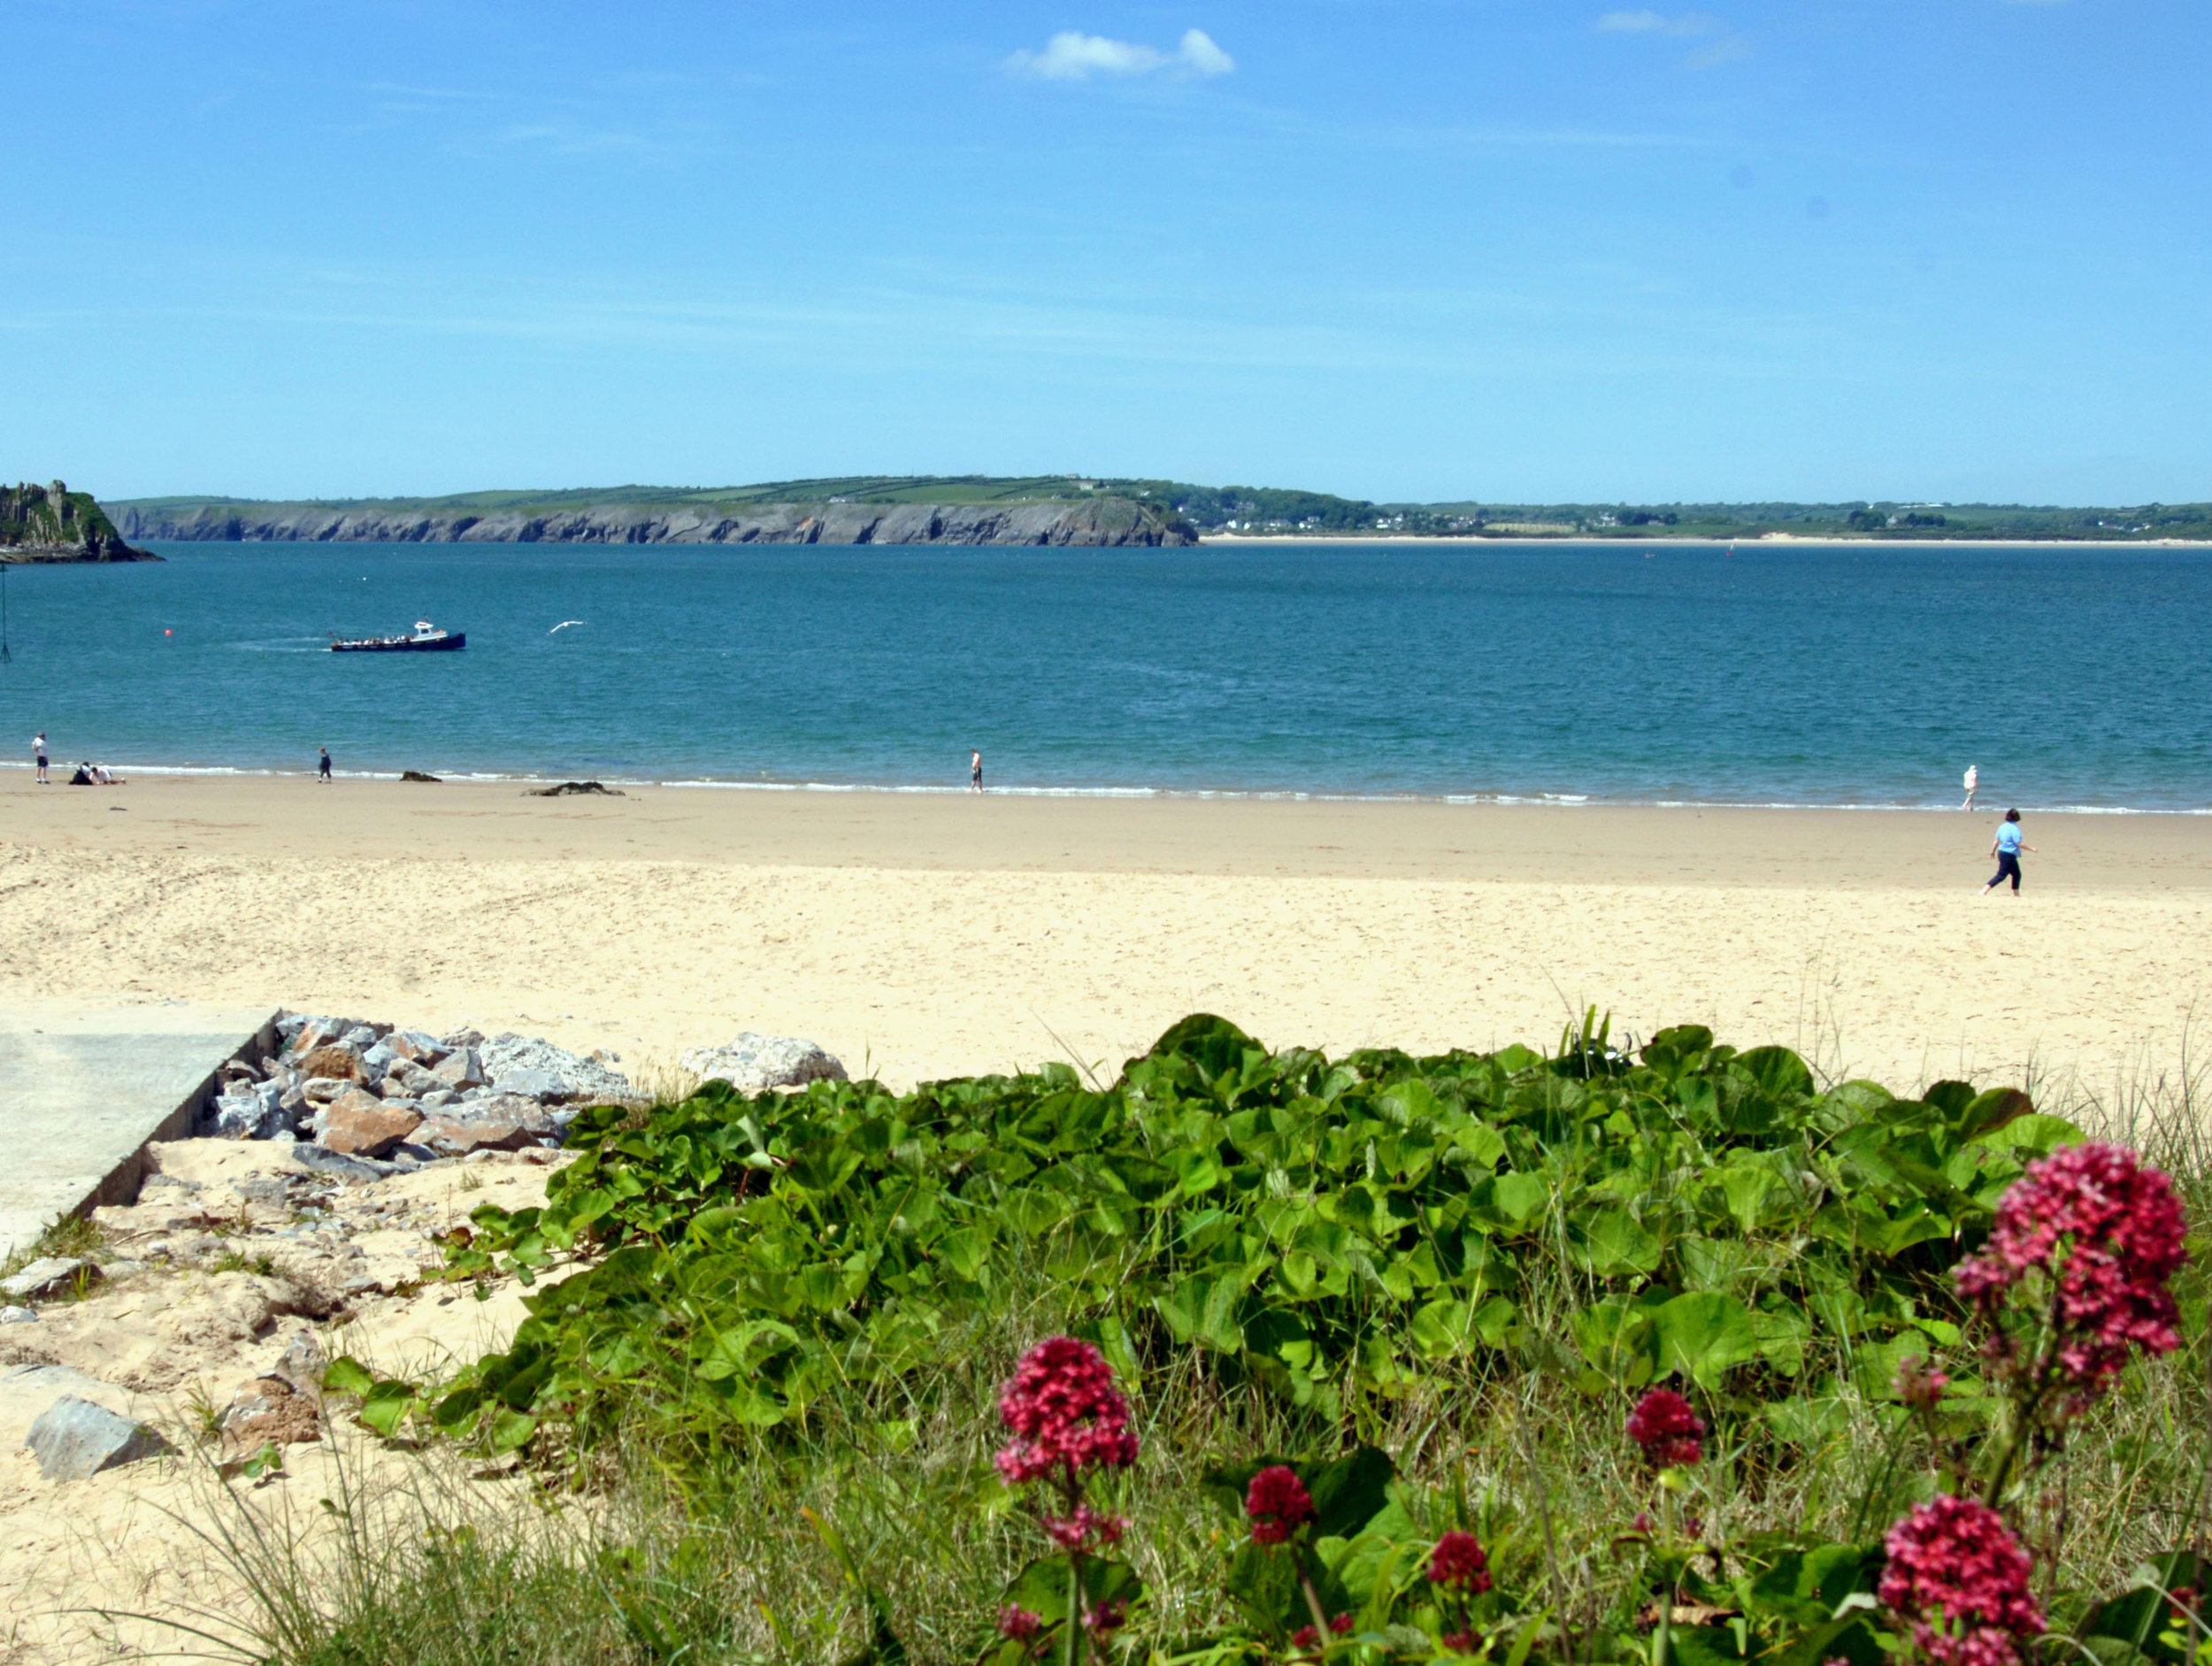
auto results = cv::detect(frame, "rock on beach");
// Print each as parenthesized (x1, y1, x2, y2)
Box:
(295, 1045, 367, 1085)
(319, 1097, 423, 1159)
(480, 1033, 633, 1103)
(429, 1047, 487, 1089)
(1, 1259, 99, 1303)
(414, 1117, 537, 1155)
(26, 1395, 172, 1480)
(681, 1033, 849, 1094)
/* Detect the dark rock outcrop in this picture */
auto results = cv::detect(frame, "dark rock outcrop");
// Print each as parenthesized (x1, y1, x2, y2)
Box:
(1, 481, 160, 563)
(112, 495, 1194, 548)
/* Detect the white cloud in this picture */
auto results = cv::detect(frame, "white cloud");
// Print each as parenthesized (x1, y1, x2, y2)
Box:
(1597, 10, 1747, 66)
(1008, 27, 1234, 81)
(1596, 10, 1722, 35)
(1177, 29, 1235, 75)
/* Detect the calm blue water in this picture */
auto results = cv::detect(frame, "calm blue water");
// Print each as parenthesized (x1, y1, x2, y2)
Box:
(2, 541, 2207, 809)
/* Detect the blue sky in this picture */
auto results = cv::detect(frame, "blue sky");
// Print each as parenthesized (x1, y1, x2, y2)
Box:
(4, 0, 2206, 504)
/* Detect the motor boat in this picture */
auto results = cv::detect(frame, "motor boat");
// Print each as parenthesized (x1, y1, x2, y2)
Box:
(329, 620, 466, 653)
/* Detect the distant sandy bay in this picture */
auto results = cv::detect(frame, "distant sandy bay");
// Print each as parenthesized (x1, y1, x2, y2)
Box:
(1199, 533, 2212, 549)
(4, 773, 2208, 1103)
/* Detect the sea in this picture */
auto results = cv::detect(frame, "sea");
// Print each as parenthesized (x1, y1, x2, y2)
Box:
(3, 540, 2208, 810)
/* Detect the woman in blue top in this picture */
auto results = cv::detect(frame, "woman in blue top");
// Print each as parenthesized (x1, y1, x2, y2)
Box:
(1981, 809, 2036, 895)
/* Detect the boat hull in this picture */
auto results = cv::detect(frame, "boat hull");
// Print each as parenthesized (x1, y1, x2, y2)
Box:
(329, 633, 466, 653)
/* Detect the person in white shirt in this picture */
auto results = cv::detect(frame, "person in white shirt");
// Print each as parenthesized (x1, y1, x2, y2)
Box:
(34, 733, 50, 785)
(1961, 764, 1978, 811)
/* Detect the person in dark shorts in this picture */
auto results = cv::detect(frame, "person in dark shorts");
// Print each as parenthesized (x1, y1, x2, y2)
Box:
(318, 746, 333, 783)
(35, 732, 49, 785)
(970, 749, 983, 793)
(1981, 809, 2036, 895)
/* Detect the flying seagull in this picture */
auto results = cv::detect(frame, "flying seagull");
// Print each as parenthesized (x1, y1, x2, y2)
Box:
(549, 619, 586, 633)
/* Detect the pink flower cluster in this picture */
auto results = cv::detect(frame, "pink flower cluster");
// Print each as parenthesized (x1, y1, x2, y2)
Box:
(1626, 1388, 1707, 1469)
(1878, 1495, 2046, 1666)
(995, 1337, 1141, 1487)
(1894, 1356, 1951, 1411)
(997, 1606, 1042, 1640)
(1955, 1142, 2186, 1404)
(1426, 1531, 1494, 1594)
(1291, 1614, 1356, 1649)
(1042, 1503, 1127, 1552)
(1246, 1465, 1317, 1545)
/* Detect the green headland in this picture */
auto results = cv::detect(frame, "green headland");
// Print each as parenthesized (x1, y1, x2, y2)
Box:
(106, 475, 2212, 544)
(0, 480, 157, 563)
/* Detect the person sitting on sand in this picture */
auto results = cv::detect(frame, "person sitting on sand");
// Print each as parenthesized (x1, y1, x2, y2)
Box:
(68, 762, 93, 786)
(1981, 809, 2036, 896)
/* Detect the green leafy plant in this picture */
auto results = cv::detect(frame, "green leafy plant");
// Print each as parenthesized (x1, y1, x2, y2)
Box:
(437, 1016, 2085, 1471)
(187, 1019, 2211, 1666)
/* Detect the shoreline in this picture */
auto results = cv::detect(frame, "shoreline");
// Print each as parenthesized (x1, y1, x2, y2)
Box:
(5, 763, 2205, 818)
(6, 772, 2209, 886)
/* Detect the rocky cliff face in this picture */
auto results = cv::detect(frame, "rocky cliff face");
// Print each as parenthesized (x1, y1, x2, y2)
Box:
(0, 481, 159, 563)
(112, 496, 1194, 548)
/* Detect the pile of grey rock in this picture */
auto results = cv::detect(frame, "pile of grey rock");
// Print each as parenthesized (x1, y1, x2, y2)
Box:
(206, 1013, 641, 1169)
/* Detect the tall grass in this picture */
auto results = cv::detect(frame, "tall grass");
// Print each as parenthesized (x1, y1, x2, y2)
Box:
(185, 1064, 2212, 1666)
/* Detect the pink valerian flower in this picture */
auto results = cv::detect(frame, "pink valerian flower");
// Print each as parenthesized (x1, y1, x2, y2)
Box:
(1440, 1631, 1478, 1654)
(1082, 1598, 1127, 1638)
(997, 1605, 1042, 1639)
(1289, 1615, 1356, 1650)
(1042, 1504, 1127, 1552)
(1895, 1356, 1952, 1411)
(1878, 1495, 2046, 1666)
(1427, 1531, 1494, 1594)
(1626, 1388, 1707, 1469)
(1954, 1142, 2186, 1407)
(995, 1337, 1140, 1487)
(1246, 1464, 1317, 1545)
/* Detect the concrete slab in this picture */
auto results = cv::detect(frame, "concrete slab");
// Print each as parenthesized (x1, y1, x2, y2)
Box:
(0, 1002, 277, 1259)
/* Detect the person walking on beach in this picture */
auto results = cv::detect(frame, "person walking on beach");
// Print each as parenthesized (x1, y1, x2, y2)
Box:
(318, 746, 333, 784)
(1981, 809, 2036, 895)
(1961, 764, 1978, 811)
(970, 749, 984, 794)
(34, 732, 49, 785)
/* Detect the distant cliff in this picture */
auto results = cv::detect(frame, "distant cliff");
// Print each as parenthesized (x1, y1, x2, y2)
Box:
(112, 495, 1195, 548)
(1, 481, 159, 563)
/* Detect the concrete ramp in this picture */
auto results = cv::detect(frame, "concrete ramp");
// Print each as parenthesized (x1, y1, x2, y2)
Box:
(0, 1002, 277, 1259)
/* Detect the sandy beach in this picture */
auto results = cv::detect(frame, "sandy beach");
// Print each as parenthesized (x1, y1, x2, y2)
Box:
(4, 772, 2208, 1101)
(1198, 533, 2212, 549)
